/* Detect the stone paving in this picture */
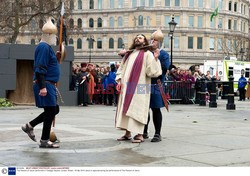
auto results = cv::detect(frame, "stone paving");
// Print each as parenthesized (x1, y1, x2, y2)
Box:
(0, 99, 250, 167)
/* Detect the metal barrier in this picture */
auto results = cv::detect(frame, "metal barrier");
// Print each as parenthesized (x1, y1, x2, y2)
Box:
(163, 81, 195, 104)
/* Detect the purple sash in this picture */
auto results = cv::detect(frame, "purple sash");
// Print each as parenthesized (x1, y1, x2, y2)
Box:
(123, 50, 145, 114)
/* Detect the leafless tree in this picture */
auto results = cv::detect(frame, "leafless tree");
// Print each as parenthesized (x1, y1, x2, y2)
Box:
(0, 0, 69, 43)
(217, 34, 248, 60)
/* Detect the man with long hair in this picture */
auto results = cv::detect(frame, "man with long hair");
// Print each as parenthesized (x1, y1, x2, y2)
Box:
(115, 34, 162, 143)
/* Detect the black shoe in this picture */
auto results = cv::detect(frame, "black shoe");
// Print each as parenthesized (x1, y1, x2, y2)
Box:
(143, 133, 149, 139)
(151, 134, 162, 142)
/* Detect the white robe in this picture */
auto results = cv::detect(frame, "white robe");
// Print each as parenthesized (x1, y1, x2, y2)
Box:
(115, 49, 162, 134)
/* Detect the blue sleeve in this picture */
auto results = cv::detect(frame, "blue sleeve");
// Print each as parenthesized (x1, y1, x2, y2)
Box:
(34, 44, 50, 75)
(160, 50, 170, 73)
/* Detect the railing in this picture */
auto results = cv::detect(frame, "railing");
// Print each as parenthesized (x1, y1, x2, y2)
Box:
(163, 81, 195, 104)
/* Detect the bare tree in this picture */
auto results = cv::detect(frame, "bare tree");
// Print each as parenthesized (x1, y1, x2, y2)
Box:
(218, 35, 247, 60)
(0, 0, 69, 43)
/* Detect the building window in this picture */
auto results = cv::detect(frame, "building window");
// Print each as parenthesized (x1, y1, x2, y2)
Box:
(198, 16, 203, 28)
(210, 19, 215, 28)
(88, 39, 94, 49)
(218, 0, 223, 10)
(226, 39, 231, 49)
(241, 4, 243, 14)
(118, 0, 123, 8)
(70, 0, 74, 10)
(78, 0, 82, 9)
(188, 37, 193, 49)
(149, 0, 154, 7)
(244, 5, 246, 14)
(164, 16, 170, 26)
(109, 17, 114, 27)
(218, 18, 222, 28)
(241, 21, 243, 31)
(197, 37, 203, 49)
(69, 19, 74, 29)
(138, 15, 143, 26)
(189, 0, 194, 7)
(69, 38, 74, 46)
(110, 0, 114, 8)
(233, 20, 237, 30)
(97, 0, 102, 9)
(77, 19, 82, 28)
(233, 40, 237, 49)
(89, 18, 94, 28)
(229, 1, 232, 11)
(234, 3, 237, 12)
(31, 39, 35, 45)
(174, 37, 179, 48)
(175, 16, 179, 26)
(188, 16, 194, 27)
(198, 0, 203, 8)
(89, 0, 94, 9)
(118, 38, 123, 48)
(97, 18, 102, 27)
(97, 38, 102, 49)
(118, 17, 123, 27)
(140, 0, 145, 6)
(165, 0, 170, 6)
(132, 0, 137, 8)
(210, 38, 215, 50)
(77, 38, 82, 49)
(228, 19, 231, 30)
(175, 0, 180, 7)
(164, 37, 169, 48)
(146, 16, 150, 26)
(109, 38, 114, 49)
(31, 19, 36, 30)
(211, 0, 215, 8)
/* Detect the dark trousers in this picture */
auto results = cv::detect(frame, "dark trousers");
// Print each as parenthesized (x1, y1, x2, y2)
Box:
(108, 85, 118, 105)
(239, 88, 246, 100)
(29, 105, 59, 140)
(143, 108, 162, 135)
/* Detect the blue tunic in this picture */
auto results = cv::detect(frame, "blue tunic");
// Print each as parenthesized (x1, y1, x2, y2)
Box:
(33, 42, 60, 107)
(150, 50, 170, 108)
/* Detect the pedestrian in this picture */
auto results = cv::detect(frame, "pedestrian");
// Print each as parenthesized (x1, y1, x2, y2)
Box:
(115, 34, 162, 143)
(21, 18, 60, 148)
(238, 71, 247, 101)
(77, 63, 90, 106)
(143, 29, 170, 142)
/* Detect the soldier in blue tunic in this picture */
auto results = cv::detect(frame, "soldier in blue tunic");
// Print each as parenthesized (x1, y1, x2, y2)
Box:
(21, 18, 60, 148)
(143, 29, 170, 142)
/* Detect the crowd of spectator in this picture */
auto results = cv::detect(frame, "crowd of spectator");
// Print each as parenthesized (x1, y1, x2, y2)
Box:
(70, 63, 250, 106)
(70, 62, 119, 106)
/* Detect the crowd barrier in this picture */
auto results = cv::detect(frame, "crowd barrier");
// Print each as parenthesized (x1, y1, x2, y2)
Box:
(163, 81, 195, 104)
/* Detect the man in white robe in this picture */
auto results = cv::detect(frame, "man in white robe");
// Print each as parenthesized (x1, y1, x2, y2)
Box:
(115, 34, 162, 143)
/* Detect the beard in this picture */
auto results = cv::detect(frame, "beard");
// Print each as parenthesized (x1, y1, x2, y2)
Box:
(134, 40, 144, 47)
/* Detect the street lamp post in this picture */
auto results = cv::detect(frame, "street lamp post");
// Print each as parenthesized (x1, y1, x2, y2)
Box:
(86, 35, 95, 63)
(168, 16, 177, 66)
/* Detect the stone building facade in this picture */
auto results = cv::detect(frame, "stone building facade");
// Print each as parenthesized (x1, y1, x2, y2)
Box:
(0, 0, 250, 67)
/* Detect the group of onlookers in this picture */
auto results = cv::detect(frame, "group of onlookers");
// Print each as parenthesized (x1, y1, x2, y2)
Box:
(70, 62, 119, 106)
